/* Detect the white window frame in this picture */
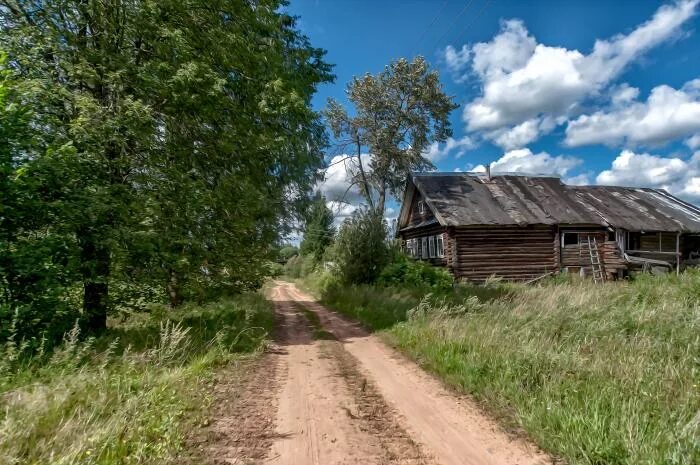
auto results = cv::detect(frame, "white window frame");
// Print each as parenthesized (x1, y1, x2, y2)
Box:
(428, 235, 436, 258)
(418, 200, 426, 215)
(421, 237, 428, 258)
(437, 234, 445, 258)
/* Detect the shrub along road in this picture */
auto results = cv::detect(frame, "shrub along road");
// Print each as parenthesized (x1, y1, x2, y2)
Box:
(244, 281, 551, 465)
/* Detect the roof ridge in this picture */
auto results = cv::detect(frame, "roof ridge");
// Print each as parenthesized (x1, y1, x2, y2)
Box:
(411, 171, 561, 179)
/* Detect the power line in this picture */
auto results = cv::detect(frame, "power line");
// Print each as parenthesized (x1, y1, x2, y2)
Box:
(452, 0, 494, 46)
(412, 0, 450, 55)
(430, 0, 476, 53)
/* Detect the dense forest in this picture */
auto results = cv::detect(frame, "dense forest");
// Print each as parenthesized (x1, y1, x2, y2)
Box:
(0, 0, 333, 344)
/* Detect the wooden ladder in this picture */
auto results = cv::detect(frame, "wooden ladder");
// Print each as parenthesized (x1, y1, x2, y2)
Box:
(587, 236, 605, 284)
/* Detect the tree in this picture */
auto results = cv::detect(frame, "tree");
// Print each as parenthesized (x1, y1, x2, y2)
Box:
(324, 57, 457, 215)
(278, 245, 299, 263)
(334, 209, 389, 284)
(0, 53, 83, 344)
(300, 193, 335, 263)
(0, 1, 332, 332)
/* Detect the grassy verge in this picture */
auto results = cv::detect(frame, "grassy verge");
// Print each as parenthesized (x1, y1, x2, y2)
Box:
(0, 294, 274, 465)
(310, 273, 700, 465)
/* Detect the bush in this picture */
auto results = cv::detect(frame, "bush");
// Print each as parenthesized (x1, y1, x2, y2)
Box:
(278, 245, 299, 263)
(283, 254, 303, 278)
(268, 261, 284, 277)
(283, 254, 316, 279)
(378, 256, 453, 291)
(303, 269, 341, 297)
(334, 208, 390, 284)
(300, 253, 317, 277)
(320, 283, 420, 330)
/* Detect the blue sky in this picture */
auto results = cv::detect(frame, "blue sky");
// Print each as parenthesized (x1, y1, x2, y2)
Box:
(286, 0, 700, 219)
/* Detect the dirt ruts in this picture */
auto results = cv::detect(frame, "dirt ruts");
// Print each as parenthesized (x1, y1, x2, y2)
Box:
(199, 281, 552, 465)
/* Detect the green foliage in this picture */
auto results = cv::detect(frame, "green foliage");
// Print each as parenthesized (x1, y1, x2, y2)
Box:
(268, 262, 284, 277)
(321, 284, 419, 331)
(300, 193, 335, 263)
(283, 255, 302, 279)
(324, 56, 457, 214)
(297, 269, 340, 299)
(334, 208, 390, 284)
(278, 245, 300, 263)
(0, 293, 274, 465)
(0, 1, 332, 338)
(283, 253, 317, 279)
(378, 255, 453, 291)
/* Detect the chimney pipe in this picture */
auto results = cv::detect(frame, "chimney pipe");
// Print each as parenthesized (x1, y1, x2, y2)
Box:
(485, 163, 491, 181)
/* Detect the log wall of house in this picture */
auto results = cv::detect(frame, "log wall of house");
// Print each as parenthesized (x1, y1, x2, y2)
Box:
(640, 232, 677, 252)
(560, 230, 625, 277)
(600, 241, 626, 275)
(628, 231, 680, 264)
(452, 226, 557, 282)
(561, 231, 605, 268)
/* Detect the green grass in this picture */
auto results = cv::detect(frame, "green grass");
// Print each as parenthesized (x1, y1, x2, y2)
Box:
(313, 272, 700, 465)
(0, 294, 274, 465)
(294, 303, 336, 340)
(318, 279, 514, 331)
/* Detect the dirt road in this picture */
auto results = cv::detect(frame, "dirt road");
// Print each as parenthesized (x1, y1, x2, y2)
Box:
(222, 281, 551, 465)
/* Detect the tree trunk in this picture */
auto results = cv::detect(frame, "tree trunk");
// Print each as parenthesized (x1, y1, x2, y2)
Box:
(167, 268, 184, 308)
(79, 232, 110, 333)
(377, 184, 386, 217)
(355, 138, 374, 209)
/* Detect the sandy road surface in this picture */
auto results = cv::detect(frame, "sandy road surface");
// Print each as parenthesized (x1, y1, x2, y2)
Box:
(225, 281, 552, 465)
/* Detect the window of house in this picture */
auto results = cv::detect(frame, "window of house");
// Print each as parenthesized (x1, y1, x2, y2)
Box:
(562, 232, 579, 246)
(428, 235, 436, 258)
(437, 234, 445, 257)
(421, 237, 428, 258)
(418, 200, 426, 215)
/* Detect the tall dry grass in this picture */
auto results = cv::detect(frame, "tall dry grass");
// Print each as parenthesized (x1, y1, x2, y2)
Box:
(0, 294, 273, 465)
(321, 271, 700, 464)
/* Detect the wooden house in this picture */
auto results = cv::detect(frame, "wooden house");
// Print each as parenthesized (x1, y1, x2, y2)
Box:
(396, 172, 700, 282)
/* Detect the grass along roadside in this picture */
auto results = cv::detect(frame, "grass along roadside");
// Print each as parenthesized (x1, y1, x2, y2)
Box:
(0, 294, 274, 465)
(307, 272, 700, 465)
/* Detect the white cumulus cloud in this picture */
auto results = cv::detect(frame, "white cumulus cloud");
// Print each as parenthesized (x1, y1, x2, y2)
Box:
(596, 149, 700, 200)
(446, 0, 698, 148)
(565, 79, 700, 147)
(423, 136, 475, 162)
(687, 134, 700, 149)
(471, 148, 583, 177)
(318, 154, 370, 205)
(488, 119, 542, 150)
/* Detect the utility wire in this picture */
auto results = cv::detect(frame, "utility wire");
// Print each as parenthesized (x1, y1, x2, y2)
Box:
(412, 0, 450, 55)
(430, 0, 476, 53)
(452, 0, 494, 46)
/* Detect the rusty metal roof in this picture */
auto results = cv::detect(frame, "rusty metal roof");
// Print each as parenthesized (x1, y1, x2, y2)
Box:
(407, 173, 700, 233)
